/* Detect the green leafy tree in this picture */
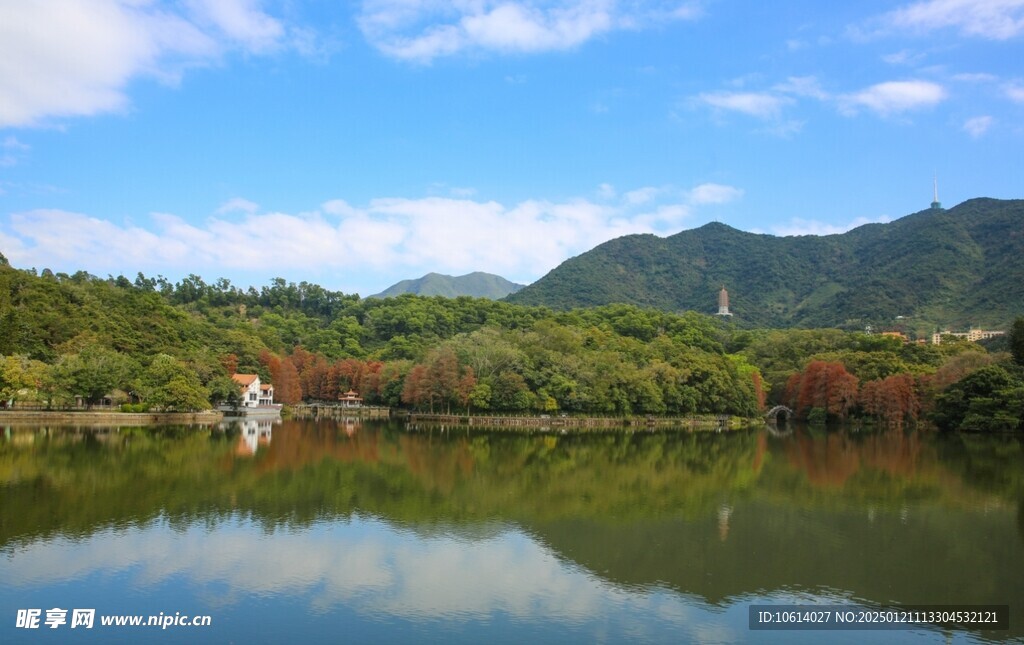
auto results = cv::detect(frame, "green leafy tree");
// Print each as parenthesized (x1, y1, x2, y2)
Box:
(469, 382, 492, 411)
(933, 365, 1024, 432)
(0, 355, 48, 406)
(208, 374, 242, 409)
(54, 345, 137, 408)
(141, 354, 210, 411)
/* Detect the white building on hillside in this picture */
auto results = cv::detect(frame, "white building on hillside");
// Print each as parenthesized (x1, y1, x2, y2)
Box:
(231, 374, 275, 407)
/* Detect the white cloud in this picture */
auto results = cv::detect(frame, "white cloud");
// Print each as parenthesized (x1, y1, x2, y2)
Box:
(0, 0, 301, 128)
(758, 119, 805, 138)
(695, 77, 823, 135)
(2, 136, 30, 151)
(963, 115, 994, 137)
(1006, 83, 1024, 102)
(839, 80, 947, 116)
(357, 1, 702, 62)
(596, 183, 616, 200)
(183, 0, 284, 53)
(0, 516, 729, 643)
(0, 135, 31, 167)
(449, 186, 478, 197)
(697, 91, 792, 119)
(880, 0, 1024, 40)
(0, 185, 730, 294)
(952, 72, 998, 82)
(773, 76, 830, 100)
(623, 186, 661, 205)
(688, 183, 743, 205)
(764, 214, 893, 237)
(216, 197, 260, 215)
(881, 49, 926, 65)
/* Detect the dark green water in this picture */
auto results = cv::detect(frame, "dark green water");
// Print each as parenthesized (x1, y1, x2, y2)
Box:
(1, 419, 1022, 643)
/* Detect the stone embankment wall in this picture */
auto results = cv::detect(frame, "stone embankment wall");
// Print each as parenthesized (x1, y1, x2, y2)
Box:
(0, 411, 224, 426)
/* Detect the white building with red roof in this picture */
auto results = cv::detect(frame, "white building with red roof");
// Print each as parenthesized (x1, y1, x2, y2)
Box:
(231, 374, 275, 407)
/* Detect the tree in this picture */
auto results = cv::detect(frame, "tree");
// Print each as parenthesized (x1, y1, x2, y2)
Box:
(401, 364, 430, 410)
(259, 350, 301, 404)
(859, 373, 920, 426)
(789, 361, 859, 421)
(457, 367, 477, 412)
(491, 372, 534, 411)
(933, 365, 1023, 432)
(469, 382, 492, 411)
(54, 345, 137, 408)
(0, 355, 47, 406)
(1011, 316, 1024, 367)
(207, 374, 241, 409)
(141, 354, 210, 411)
(426, 347, 461, 413)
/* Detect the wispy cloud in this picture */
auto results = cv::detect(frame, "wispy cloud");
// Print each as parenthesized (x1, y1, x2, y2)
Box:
(357, 1, 703, 63)
(697, 91, 792, 120)
(838, 80, 947, 116)
(216, 197, 260, 215)
(688, 183, 744, 205)
(952, 72, 998, 82)
(183, 0, 284, 53)
(876, 0, 1024, 40)
(0, 136, 31, 167)
(881, 49, 927, 65)
(694, 76, 827, 133)
(761, 214, 893, 237)
(963, 115, 994, 137)
(1006, 83, 1024, 102)
(0, 183, 736, 293)
(0, 0, 316, 128)
(772, 76, 830, 100)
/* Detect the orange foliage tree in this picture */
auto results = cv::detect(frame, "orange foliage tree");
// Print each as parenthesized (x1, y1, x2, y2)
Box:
(259, 350, 302, 404)
(859, 373, 920, 426)
(787, 360, 859, 420)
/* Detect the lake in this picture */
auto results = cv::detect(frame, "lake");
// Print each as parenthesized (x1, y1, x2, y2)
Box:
(2, 419, 1022, 643)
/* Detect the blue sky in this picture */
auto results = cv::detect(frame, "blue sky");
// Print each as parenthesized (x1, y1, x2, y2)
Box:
(1, 1, 1022, 296)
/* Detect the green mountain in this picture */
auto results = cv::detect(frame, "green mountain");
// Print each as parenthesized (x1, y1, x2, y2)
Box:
(370, 271, 524, 300)
(507, 198, 1024, 334)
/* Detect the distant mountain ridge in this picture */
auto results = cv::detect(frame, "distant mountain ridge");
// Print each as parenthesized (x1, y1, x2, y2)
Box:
(506, 198, 1024, 333)
(370, 272, 525, 300)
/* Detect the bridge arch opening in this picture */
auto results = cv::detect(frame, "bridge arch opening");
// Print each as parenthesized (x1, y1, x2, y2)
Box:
(766, 405, 794, 423)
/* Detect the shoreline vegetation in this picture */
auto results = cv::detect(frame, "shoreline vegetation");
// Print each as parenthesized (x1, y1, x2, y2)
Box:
(0, 409, 756, 433)
(405, 412, 756, 431)
(1, 256, 1023, 433)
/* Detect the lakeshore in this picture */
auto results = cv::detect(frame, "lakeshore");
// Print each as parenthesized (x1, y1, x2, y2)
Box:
(0, 408, 757, 432)
(405, 412, 757, 431)
(0, 410, 224, 426)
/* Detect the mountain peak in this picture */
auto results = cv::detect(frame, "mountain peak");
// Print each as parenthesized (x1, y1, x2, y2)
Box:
(507, 198, 1023, 333)
(370, 272, 525, 300)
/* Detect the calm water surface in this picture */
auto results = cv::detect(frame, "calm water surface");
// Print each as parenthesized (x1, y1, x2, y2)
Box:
(1, 419, 1022, 643)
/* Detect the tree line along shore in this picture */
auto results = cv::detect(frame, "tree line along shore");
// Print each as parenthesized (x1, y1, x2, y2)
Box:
(2, 259, 1023, 431)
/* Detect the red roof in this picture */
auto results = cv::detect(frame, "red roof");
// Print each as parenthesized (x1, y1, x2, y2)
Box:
(232, 374, 259, 386)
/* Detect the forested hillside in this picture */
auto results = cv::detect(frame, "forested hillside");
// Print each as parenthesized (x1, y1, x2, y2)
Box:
(1, 252, 1021, 430)
(507, 198, 1024, 333)
(0, 259, 759, 416)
